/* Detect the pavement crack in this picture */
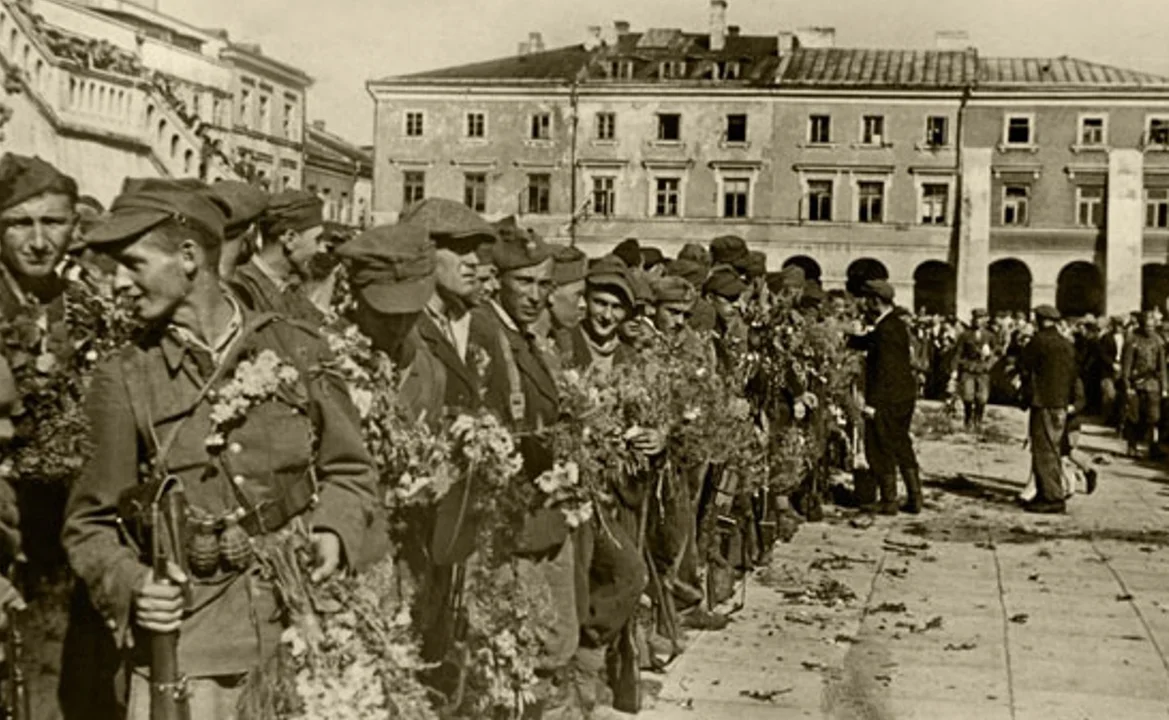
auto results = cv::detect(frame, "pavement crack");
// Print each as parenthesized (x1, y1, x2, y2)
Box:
(988, 530, 1019, 720)
(1089, 535, 1169, 678)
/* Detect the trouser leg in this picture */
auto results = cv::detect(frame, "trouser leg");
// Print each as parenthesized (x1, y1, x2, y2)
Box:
(1029, 408, 1067, 504)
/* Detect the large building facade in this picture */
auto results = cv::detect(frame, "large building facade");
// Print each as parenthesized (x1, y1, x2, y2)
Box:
(367, 4, 1169, 318)
(0, 0, 312, 203)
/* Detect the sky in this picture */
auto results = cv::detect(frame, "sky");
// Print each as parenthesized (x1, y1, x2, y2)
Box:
(160, 0, 1169, 145)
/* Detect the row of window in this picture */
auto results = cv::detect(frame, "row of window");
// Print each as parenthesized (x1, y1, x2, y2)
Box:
(402, 169, 1169, 229)
(238, 86, 299, 139)
(402, 108, 1169, 151)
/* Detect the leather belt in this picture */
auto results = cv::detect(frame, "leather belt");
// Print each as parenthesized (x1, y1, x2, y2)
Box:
(238, 470, 318, 537)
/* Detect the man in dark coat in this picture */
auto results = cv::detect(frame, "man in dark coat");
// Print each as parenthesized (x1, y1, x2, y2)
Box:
(1018, 305, 1079, 513)
(848, 279, 921, 515)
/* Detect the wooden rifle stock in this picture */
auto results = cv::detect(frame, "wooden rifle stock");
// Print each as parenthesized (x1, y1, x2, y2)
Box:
(149, 479, 191, 720)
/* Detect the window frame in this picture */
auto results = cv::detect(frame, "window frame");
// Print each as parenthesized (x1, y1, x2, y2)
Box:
(1147, 115, 1169, 147)
(404, 110, 425, 138)
(856, 180, 886, 224)
(595, 111, 616, 141)
(526, 173, 551, 214)
(725, 113, 748, 144)
(1003, 113, 1035, 147)
(925, 115, 949, 147)
(591, 175, 616, 217)
(1001, 184, 1031, 226)
(530, 112, 552, 141)
(1146, 188, 1169, 228)
(805, 177, 834, 222)
(463, 172, 487, 213)
(465, 111, 487, 139)
(402, 170, 426, 207)
(861, 114, 886, 146)
(808, 114, 832, 145)
(1075, 185, 1106, 228)
(721, 176, 751, 219)
(652, 176, 683, 218)
(1077, 113, 1108, 148)
(918, 181, 951, 226)
(656, 113, 682, 143)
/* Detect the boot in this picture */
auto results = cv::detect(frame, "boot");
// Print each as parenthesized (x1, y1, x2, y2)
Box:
(901, 468, 923, 515)
(878, 473, 899, 516)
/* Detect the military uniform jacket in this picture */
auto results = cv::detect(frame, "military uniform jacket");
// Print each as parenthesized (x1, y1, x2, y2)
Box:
(1122, 330, 1167, 394)
(1020, 327, 1078, 409)
(230, 259, 325, 327)
(953, 327, 997, 375)
(62, 308, 376, 678)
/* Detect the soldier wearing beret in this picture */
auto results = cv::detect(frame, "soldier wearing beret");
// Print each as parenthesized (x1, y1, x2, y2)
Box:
(61, 178, 376, 719)
(847, 279, 922, 515)
(230, 188, 328, 324)
(210, 180, 267, 282)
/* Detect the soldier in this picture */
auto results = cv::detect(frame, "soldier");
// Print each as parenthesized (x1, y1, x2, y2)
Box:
(848, 280, 922, 515)
(558, 255, 637, 371)
(708, 234, 749, 276)
(952, 308, 997, 432)
(210, 181, 267, 282)
(1018, 305, 1079, 513)
(1121, 309, 1167, 458)
(702, 266, 749, 373)
(531, 243, 588, 360)
(229, 189, 328, 323)
(62, 178, 376, 719)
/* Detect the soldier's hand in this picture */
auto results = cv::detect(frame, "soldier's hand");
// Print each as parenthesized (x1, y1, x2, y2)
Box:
(310, 531, 343, 583)
(628, 428, 666, 457)
(0, 576, 25, 633)
(862, 405, 877, 419)
(134, 561, 187, 633)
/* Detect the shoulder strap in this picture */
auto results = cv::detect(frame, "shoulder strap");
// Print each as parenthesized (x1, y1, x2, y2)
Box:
(495, 326, 526, 425)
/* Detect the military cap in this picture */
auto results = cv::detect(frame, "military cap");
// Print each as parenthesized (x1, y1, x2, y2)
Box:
(641, 246, 666, 270)
(586, 254, 635, 308)
(1034, 304, 1060, 321)
(86, 177, 230, 246)
(337, 223, 436, 314)
(493, 222, 552, 272)
(629, 268, 654, 308)
(972, 308, 989, 319)
(211, 180, 268, 236)
(550, 244, 588, 286)
(0, 153, 78, 212)
(863, 279, 895, 302)
(741, 250, 767, 280)
(612, 237, 641, 269)
(802, 280, 826, 302)
(678, 242, 711, 268)
(402, 198, 497, 247)
(261, 189, 323, 238)
(703, 266, 747, 300)
(710, 235, 748, 268)
(652, 275, 696, 307)
(665, 258, 707, 290)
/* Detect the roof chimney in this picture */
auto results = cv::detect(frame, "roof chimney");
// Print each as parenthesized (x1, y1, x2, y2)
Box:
(614, 20, 630, 34)
(795, 27, 835, 49)
(709, 0, 727, 52)
(934, 30, 971, 51)
(727, 25, 740, 38)
(528, 32, 544, 53)
(311, 120, 325, 131)
(517, 41, 529, 55)
(584, 25, 603, 50)
(777, 30, 797, 56)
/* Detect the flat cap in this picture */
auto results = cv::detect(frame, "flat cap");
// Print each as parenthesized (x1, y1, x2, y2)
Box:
(586, 255, 635, 308)
(742, 250, 767, 280)
(86, 177, 230, 246)
(665, 258, 707, 290)
(863, 279, 895, 302)
(703, 266, 748, 300)
(0, 153, 77, 213)
(211, 180, 268, 237)
(551, 243, 588, 286)
(641, 246, 666, 270)
(652, 275, 696, 307)
(710, 235, 748, 268)
(612, 237, 641, 270)
(404, 198, 497, 245)
(493, 222, 552, 272)
(678, 242, 711, 268)
(337, 223, 436, 314)
(1034, 305, 1060, 321)
(629, 268, 654, 307)
(261, 189, 323, 237)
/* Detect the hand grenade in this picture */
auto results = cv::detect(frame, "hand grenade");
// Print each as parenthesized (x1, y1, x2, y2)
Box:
(219, 515, 253, 571)
(188, 518, 220, 577)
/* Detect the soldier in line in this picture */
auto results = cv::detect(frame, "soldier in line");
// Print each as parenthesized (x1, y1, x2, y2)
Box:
(1018, 305, 1079, 514)
(951, 308, 997, 432)
(210, 180, 267, 282)
(559, 255, 639, 371)
(62, 178, 377, 719)
(1121, 309, 1167, 459)
(229, 189, 329, 323)
(530, 243, 588, 365)
(848, 280, 922, 516)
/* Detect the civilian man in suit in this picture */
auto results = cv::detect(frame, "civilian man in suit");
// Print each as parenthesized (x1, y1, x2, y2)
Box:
(1018, 305, 1079, 513)
(848, 279, 922, 515)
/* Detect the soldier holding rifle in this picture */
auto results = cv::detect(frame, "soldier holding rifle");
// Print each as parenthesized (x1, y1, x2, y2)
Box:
(61, 178, 376, 719)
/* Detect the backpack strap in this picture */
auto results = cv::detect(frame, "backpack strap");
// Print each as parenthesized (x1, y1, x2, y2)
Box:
(495, 326, 526, 425)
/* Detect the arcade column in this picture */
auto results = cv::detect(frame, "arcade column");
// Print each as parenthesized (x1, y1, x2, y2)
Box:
(1106, 148, 1143, 316)
(957, 147, 992, 321)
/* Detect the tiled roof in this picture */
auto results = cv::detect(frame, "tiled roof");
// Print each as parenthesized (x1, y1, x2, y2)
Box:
(379, 37, 1169, 92)
(778, 48, 976, 88)
(306, 125, 372, 174)
(979, 57, 1169, 88)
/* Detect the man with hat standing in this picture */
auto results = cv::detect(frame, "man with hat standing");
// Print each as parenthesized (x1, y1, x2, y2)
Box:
(708, 235, 749, 275)
(531, 243, 588, 366)
(1019, 305, 1079, 513)
(703, 266, 749, 374)
(559, 255, 637, 371)
(848, 279, 922, 515)
(62, 178, 376, 719)
(210, 180, 267, 282)
(230, 188, 328, 324)
(951, 309, 998, 432)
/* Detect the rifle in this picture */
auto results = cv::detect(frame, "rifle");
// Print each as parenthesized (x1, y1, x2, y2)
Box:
(2, 559, 28, 720)
(147, 475, 191, 720)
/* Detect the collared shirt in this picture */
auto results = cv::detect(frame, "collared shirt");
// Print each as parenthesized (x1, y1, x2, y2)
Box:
(250, 255, 290, 293)
(425, 294, 471, 362)
(168, 292, 244, 365)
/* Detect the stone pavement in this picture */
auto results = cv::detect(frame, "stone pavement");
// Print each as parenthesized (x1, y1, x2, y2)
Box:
(639, 404, 1169, 720)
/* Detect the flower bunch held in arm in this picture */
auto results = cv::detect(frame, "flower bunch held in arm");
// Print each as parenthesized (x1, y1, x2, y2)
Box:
(205, 349, 302, 451)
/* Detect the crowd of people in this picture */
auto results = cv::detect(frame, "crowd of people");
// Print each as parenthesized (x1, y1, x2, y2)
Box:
(0, 149, 1117, 720)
